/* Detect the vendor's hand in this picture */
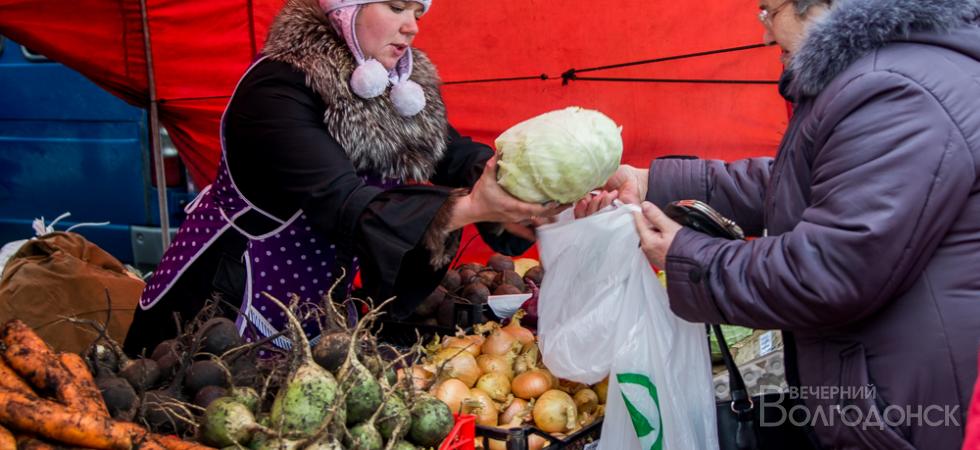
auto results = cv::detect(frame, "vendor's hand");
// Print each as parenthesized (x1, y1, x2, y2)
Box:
(449, 157, 568, 230)
(603, 165, 648, 205)
(633, 201, 682, 268)
(573, 190, 618, 219)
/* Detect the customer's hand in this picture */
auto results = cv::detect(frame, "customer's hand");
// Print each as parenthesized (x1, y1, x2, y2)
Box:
(448, 157, 568, 231)
(633, 201, 682, 268)
(573, 190, 618, 219)
(602, 164, 648, 205)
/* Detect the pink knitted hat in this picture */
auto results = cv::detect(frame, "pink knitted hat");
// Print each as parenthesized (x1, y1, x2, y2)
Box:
(319, 0, 431, 116)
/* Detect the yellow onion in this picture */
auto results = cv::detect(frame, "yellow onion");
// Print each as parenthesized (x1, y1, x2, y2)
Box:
(501, 310, 535, 347)
(573, 388, 599, 415)
(511, 369, 552, 400)
(477, 353, 515, 380)
(533, 390, 578, 433)
(443, 334, 484, 358)
(433, 378, 471, 414)
(482, 328, 520, 356)
(397, 365, 434, 391)
(476, 372, 512, 402)
(464, 388, 499, 426)
(498, 398, 530, 426)
(528, 435, 548, 450)
(432, 348, 483, 387)
(593, 378, 609, 404)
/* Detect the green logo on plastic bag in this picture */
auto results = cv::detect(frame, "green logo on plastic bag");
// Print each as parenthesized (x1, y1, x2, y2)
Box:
(617, 373, 663, 450)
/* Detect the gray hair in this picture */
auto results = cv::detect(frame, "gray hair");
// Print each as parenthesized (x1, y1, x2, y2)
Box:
(793, 0, 830, 16)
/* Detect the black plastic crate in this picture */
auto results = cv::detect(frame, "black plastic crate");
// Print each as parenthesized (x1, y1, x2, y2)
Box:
(475, 419, 602, 450)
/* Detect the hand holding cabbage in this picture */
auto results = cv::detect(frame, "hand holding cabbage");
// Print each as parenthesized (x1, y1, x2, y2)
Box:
(495, 107, 624, 204)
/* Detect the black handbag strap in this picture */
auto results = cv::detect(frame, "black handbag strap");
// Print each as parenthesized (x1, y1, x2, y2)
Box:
(712, 324, 758, 450)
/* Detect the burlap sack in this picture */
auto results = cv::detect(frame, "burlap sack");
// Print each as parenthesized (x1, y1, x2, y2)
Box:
(0, 232, 143, 353)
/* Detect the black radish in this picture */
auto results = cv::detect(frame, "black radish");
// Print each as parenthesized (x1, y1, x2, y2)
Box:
(193, 385, 228, 409)
(199, 317, 242, 356)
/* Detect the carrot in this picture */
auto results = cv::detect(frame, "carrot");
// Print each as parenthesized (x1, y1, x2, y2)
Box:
(1, 320, 90, 410)
(153, 434, 217, 450)
(15, 435, 57, 450)
(0, 387, 148, 450)
(0, 358, 34, 396)
(59, 352, 110, 417)
(0, 425, 13, 450)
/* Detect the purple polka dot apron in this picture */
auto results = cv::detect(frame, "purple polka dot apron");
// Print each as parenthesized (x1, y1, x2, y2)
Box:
(140, 57, 396, 349)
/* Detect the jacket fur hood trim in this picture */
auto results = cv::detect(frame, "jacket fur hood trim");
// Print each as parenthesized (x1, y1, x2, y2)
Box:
(790, 0, 980, 97)
(262, 0, 448, 182)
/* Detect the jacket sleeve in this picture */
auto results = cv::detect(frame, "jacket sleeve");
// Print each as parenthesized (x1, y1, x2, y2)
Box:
(224, 60, 457, 318)
(646, 157, 773, 237)
(664, 71, 975, 330)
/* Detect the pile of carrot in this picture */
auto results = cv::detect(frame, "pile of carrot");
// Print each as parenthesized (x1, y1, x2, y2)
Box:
(0, 320, 213, 450)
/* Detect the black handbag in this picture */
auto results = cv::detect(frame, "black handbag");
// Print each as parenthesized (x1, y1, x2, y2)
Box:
(663, 200, 820, 450)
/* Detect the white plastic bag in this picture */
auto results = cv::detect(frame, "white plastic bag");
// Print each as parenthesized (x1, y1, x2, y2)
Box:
(537, 203, 718, 450)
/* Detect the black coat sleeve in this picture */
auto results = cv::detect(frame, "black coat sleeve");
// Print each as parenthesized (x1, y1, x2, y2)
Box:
(224, 59, 456, 318)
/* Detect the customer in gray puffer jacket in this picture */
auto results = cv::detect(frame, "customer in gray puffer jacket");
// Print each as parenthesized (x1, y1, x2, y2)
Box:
(592, 0, 980, 448)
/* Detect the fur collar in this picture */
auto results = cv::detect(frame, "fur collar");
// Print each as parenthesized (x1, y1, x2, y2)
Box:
(262, 0, 448, 182)
(790, 0, 980, 98)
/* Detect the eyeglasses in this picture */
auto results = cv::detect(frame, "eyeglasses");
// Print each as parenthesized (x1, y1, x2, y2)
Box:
(758, 0, 792, 27)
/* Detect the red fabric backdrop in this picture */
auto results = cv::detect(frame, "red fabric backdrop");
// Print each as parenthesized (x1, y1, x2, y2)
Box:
(0, 0, 787, 265)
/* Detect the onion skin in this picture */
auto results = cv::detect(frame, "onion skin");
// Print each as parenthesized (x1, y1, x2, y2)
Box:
(482, 329, 520, 356)
(533, 390, 578, 433)
(433, 378, 471, 414)
(466, 388, 499, 426)
(498, 398, 530, 426)
(574, 388, 599, 414)
(476, 354, 515, 380)
(443, 335, 483, 358)
(501, 311, 535, 347)
(433, 348, 483, 387)
(398, 366, 435, 391)
(511, 370, 552, 400)
(593, 378, 609, 404)
(476, 372, 513, 402)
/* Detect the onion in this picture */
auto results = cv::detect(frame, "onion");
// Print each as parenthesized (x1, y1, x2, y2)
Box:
(482, 328, 519, 356)
(397, 366, 434, 391)
(511, 370, 551, 400)
(501, 310, 535, 347)
(528, 434, 548, 450)
(498, 398, 530, 426)
(464, 388, 499, 426)
(532, 390, 578, 433)
(573, 388, 599, 414)
(513, 342, 540, 375)
(432, 348, 483, 387)
(476, 372, 512, 402)
(593, 378, 609, 404)
(443, 334, 483, 358)
(476, 354, 515, 380)
(558, 378, 588, 394)
(433, 378, 471, 414)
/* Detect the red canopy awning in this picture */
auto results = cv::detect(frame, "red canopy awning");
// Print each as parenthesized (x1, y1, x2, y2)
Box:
(0, 0, 786, 264)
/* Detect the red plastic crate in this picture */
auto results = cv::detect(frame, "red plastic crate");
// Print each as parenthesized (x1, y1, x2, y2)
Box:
(440, 414, 476, 450)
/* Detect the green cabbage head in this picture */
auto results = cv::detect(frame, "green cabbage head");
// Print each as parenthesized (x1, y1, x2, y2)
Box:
(495, 107, 623, 204)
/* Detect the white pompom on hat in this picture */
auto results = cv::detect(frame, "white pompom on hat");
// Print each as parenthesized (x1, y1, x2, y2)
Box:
(320, 0, 431, 116)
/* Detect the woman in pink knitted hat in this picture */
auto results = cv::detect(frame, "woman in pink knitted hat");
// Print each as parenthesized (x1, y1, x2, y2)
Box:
(124, 0, 563, 355)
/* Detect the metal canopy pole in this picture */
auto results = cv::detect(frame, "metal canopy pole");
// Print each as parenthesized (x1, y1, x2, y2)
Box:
(140, 0, 171, 250)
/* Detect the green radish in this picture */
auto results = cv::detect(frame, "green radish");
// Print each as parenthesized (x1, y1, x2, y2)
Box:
(200, 397, 259, 447)
(377, 393, 411, 441)
(388, 441, 417, 450)
(408, 395, 454, 448)
(263, 293, 342, 436)
(345, 422, 383, 450)
(230, 386, 261, 413)
(343, 359, 384, 425)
